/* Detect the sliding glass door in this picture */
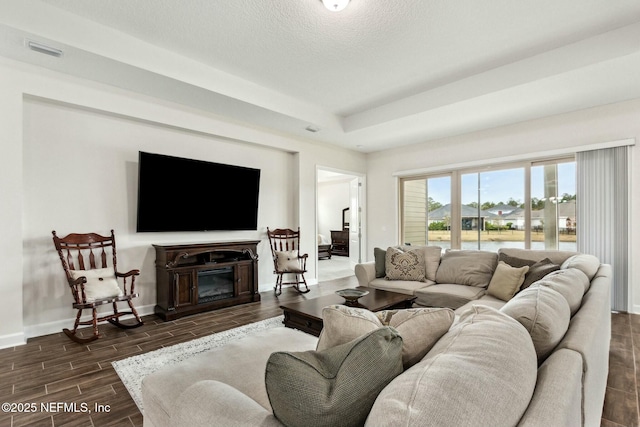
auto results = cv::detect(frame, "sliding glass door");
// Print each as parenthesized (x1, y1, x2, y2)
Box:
(400, 157, 575, 251)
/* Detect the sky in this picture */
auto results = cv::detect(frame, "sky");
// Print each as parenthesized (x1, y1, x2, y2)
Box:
(427, 162, 576, 206)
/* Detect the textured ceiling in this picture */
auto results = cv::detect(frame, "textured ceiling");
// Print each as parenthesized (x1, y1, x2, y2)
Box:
(3, 0, 640, 152)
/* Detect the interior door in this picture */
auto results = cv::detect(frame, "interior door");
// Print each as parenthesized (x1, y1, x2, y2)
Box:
(349, 177, 362, 266)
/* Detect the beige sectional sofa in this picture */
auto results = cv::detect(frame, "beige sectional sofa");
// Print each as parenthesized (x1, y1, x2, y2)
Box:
(142, 247, 611, 427)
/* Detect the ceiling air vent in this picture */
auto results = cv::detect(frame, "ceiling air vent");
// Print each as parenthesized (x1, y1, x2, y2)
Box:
(26, 40, 63, 58)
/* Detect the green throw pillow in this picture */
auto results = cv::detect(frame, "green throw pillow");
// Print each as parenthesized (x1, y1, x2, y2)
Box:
(265, 327, 403, 427)
(374, 247, 386, 278)
(520, 258, 560, 291)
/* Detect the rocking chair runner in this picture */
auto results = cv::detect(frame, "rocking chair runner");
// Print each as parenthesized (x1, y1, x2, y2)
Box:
(52, 230, 143, 343)
(267, 227, 310, 296)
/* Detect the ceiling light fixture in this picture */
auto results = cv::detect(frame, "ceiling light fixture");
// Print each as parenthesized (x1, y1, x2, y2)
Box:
(322, 0, 350, 12)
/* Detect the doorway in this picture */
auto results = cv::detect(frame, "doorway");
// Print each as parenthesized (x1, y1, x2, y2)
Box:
(316, 167, 365, 282)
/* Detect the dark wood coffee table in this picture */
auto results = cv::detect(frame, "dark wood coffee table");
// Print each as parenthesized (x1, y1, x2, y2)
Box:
(280, 287, 416, 336)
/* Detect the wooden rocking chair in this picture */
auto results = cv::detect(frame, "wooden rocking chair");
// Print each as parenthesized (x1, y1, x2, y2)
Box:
(267, 227, 310, 296)
(52, 229, 144, 343)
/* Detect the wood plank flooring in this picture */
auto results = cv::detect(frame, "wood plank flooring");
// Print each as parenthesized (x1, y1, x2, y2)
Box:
(0, 275, 637, 427)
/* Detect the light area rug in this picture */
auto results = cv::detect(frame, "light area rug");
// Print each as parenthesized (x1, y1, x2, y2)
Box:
(112, 316, 284, 413)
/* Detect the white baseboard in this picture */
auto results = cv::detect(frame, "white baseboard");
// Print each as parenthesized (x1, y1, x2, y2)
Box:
(22, 303, 156, 341)
(0, 332, 27, 350)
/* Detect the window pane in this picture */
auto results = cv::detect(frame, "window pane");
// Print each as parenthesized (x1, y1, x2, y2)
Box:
(402, 176, 451, 249)
(462, 168, 525, 251)
(461, 173, 481, 249)
(427, 176, 451, 249)
(402, 179, 428, 245)
(531, 162, 576, 250)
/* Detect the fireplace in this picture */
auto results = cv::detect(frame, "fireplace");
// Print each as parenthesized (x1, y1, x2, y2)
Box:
(197, 267, 234, 304)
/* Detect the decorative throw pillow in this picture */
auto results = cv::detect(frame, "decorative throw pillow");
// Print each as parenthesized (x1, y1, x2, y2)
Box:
(520, 258, 560, 291)
(487, 261, 529, 301)
(421, 245, 443, 282)
(316, 305, 381, 350)
(317, 305, 453, 369)
(498, 253, 537, 269)
(374, 247, 387, 278)
(266, 327, 403, 427)
(385, 247, 426, 281)
(275, 250, 301, 272)
(69, 267, 122, 302)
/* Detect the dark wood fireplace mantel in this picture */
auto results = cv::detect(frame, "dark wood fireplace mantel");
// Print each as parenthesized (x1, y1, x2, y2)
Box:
(153, 240, 260, 321)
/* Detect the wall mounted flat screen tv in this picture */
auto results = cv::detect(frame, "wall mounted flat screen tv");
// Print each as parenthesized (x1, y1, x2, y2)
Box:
(136, 151, 260, 232)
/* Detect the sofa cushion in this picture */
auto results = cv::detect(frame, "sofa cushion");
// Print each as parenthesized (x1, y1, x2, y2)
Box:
(69, 267, 122, 302)
(266, 327, 403, 427)
(366, 306, 537, 427)
(317, 305, 453, 369)
(367, 278, 433, 295)
(376, 308, 454, 369)
(534, 268, 590, 316)
(560, 253, 600, 280)
(454, 295, 507, 317)
(486, 261, 529, 301)
(414, 284, 486, 309)
(385, 247, 426, 282)
(373, 247, 386, 278)
(501, 286, 570, 363)
(520, 258, 561, 291)
(517, 349, 583, 427)
(435, 250, 498, 288)
(174, 381, 281, 427)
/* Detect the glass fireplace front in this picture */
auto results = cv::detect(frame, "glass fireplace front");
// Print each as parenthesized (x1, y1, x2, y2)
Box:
(197, 267, 234, 304)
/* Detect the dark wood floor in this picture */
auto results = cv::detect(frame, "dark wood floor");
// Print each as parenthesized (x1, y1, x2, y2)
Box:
(605, 312, 640, 427)
(0, 275, 637, 427)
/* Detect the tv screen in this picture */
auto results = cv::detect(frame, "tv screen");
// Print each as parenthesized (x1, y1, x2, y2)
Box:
(136, 151, 260, 232)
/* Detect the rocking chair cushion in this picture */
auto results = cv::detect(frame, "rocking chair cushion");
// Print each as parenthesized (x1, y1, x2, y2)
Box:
(69, 267, 123, 302)
(275, 250, 302, 272)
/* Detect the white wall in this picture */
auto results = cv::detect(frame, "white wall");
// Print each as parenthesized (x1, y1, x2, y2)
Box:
(366, 98, 640, 313)
(0, 57, 366, 346)
(317, 180, 350, 240)
(22, 98, 296, 331)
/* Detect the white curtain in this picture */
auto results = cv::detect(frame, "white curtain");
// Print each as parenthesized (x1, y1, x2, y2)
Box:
(576, 146, 630, 311)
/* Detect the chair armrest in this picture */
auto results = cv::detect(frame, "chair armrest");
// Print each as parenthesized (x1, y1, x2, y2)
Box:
(116, 269, 140, 295)
(174, 381, 282, 427)
(355, 262, 376, 287)
(68, 276, 87, 304)
(116, 269, 140, 278)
